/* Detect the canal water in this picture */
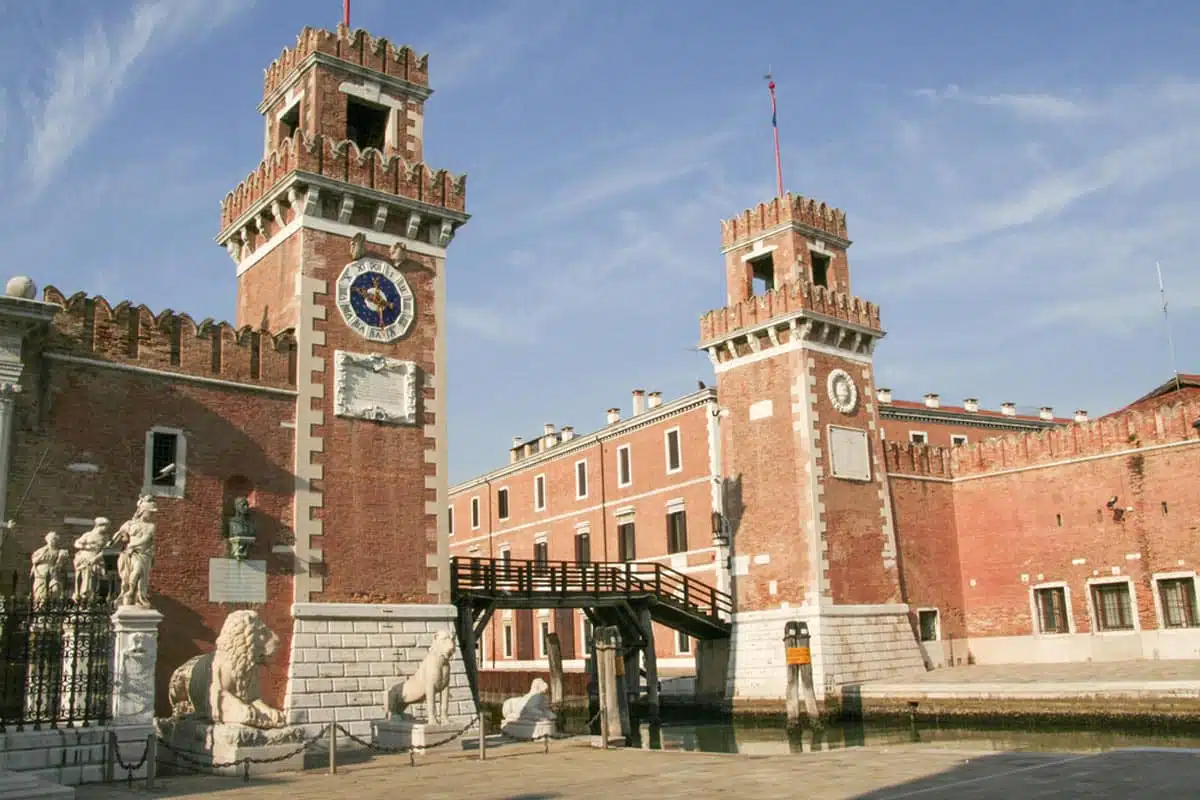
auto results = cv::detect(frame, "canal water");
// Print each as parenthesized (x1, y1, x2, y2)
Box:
(551, 707, 1200, 755)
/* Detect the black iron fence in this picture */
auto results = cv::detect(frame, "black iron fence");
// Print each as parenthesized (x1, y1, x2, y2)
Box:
(0, 596, 115, 731)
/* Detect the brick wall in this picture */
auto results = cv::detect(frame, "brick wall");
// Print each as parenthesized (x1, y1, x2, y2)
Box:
(1, 353, 296, 715)
(305, 230, 441, 604)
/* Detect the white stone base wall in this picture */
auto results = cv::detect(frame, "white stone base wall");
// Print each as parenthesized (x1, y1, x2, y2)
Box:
(721, 604, 926, 702)
(964, 628, 1200, 665)
(0, 723, 153, 786)
(284, 603, 477, 742)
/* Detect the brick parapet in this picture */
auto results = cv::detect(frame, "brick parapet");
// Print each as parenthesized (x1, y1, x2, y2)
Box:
(41, 286, 297, 390)
(263, 26, 429, 102)
(721, 192, 848, 248)
(883, 396, 1200, 479)
(219, 130, 467, 231)
(699, 279, 882, 343)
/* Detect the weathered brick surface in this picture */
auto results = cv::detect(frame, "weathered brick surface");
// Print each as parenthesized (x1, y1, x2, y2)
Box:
(448, 395, 718, 660)
(305, 230, 441, 604)
(888, 476, 965, 641)
(0, 357, 295, 715)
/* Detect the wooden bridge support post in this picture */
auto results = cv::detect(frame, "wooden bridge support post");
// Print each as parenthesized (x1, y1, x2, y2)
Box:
(458, 604, 480, 706)
(595, 626, 625, 746)
(546, 632, 565, 710)
(784, 621, 820, 727)
(636, 607, 660, 723)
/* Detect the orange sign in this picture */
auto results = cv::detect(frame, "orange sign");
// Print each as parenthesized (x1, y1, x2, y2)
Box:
(786, 646, 811, 666)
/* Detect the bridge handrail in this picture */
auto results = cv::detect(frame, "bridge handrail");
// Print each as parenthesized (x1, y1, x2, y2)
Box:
(449, 556, 733, 620)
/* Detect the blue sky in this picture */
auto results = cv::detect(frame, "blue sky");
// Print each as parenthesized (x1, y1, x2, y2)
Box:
(1, 0, 1198, 484)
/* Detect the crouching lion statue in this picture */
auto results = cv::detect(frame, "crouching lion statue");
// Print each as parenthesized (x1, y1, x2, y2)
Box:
(384, 629, 456, 724)
(502, 677, 556, 724)
(168, 609, 287, 729)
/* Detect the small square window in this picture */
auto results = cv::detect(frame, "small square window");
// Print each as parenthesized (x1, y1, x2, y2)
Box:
(909, 431, 928, 445)
(951, 434, 968, 446)
(1035, 586, 1069, 634)
(1092, 582, 1135, 631)
(918, 609, 939, 642)
(144, 428, 186, 498)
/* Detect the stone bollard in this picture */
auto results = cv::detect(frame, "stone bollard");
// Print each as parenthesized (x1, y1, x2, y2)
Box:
(783, 621, 820, 728)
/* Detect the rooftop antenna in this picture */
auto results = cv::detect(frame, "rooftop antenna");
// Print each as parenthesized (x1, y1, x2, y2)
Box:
(1156, 261, 1183, 394)
(764, 68, 784, 200)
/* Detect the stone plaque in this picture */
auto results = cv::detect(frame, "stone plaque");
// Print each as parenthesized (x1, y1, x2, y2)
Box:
(209, 558, 267, 604)
(828, 425, 871, 482)
(333, 350, 419, 425)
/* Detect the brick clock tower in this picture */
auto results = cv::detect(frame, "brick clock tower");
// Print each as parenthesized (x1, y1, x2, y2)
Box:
(215, 25, 475, 733)
(698, 193, 924, 703)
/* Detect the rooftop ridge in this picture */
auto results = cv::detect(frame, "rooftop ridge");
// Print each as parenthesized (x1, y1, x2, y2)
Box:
(219, 129, 468, 231)
(721, 192, 848, 247)
(699, 278, 881, 343)
(263, 26, 429, 101)
(42, 286, 297, 389)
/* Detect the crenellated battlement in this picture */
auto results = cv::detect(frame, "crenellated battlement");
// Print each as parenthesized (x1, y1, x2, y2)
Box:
(722, 192, 848, 247)
(699, 279, 881, 343)
(883, 442, 954, 478)
(42, 287, 297, 390)
(885, 396, 1200, 479)
(219, 130, 467, 231)
(263, 26, 429, 101)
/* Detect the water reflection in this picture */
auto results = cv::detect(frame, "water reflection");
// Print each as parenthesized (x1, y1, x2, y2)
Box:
(560, 707, 1200, 756)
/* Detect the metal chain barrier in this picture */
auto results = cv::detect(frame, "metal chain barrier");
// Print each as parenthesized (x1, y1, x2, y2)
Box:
(334, 714, 481, 766)
(151, 724, 332, 782)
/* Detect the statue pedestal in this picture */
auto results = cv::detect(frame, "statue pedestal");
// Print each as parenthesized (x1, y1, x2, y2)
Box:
(500, 718, 556, 741)
(373, 716, 465, 753)
(154, 718, 307, 777)
(110, 607, 163, 726)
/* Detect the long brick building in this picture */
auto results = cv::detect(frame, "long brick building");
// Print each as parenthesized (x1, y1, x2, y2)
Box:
(451, 190, 1200, 703)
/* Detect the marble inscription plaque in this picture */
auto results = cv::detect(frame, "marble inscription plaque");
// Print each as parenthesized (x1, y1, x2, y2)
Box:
(333, 350, 419, 425)
(209, 558, 267, 604)
(828, 425, 871, 482)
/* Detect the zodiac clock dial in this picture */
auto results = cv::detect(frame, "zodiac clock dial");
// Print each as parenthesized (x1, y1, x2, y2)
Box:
(335, 257, 416, 342)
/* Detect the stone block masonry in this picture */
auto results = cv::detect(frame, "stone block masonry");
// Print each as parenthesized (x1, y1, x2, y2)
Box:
(284, 603, 477, 742)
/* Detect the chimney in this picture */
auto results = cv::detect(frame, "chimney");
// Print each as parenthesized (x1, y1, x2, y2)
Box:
(1001, 402, 1016, 417)
(1039, 407, 1054, 421)
(876, 388, 893, 404)
(523, 442, 535, 457)
(1075, 409, 1089, 423)
(647, 391, 663, 409)
(632, 389, 646, 416)
(606, 408, 621, 425)
(963, 398, 979, 413)
(923, 393, 940, 409)
(561, 425, 576, 442)
(510, 436, 523, 464)
(542, 423, 557, 448)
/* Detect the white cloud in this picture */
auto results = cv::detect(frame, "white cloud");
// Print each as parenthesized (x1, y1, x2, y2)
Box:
(913, 84, 1096, 121)
(21, 0, 252, 193)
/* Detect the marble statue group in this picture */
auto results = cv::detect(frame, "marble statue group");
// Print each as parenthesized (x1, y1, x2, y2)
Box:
(25, 493, 157, 607)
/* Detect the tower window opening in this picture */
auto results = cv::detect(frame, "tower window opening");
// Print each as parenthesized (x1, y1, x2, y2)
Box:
(279, 103, 301, 144)
(750, 254, 775, 295)
(810, 252, 831, 288)
(346, 97, 388, 151)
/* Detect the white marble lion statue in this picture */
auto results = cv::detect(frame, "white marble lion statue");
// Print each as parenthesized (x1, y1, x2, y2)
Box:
(168, 609, 287, 729)
(384, 629, 456, 724)
(502, 677, 557, 724)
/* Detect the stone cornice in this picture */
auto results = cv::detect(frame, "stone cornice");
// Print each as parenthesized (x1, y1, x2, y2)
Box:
(449, 388, 718, 495)
(700, 308, 883, 371)
(720, 220, 852, 254)
(879, 406, 1064, 432)
(257, 51, 433, 116)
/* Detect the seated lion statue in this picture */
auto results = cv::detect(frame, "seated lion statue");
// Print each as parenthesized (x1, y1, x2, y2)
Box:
(384, 629, 456, 724)
(502, 677, 557, 723)
(168, 609, 287, 729)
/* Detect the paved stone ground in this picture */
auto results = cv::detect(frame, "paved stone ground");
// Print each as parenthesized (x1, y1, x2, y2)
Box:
(72, 739, 1200, 799)
(868, 660, 1200, 685)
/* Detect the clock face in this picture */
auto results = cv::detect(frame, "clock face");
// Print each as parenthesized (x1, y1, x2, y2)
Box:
(335, 257, 416, 342)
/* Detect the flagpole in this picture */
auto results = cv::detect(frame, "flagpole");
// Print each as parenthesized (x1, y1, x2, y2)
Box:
(765, 70, 784, 199)
(1156, 261, 1183, 394)
(343, 0, 351, 28)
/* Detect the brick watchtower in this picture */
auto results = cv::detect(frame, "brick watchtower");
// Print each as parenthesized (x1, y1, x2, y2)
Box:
(698, 193, 923, 703)
(216, 25, 476, 732)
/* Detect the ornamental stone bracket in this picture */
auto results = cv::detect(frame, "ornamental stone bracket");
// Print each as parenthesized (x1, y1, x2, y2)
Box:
(702, 310, 881, 369)
(216, 175, 469, 267)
